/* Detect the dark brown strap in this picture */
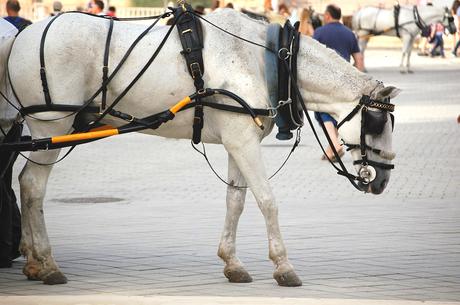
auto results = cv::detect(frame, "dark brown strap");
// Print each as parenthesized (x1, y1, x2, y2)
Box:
(101, 18, 114, 112)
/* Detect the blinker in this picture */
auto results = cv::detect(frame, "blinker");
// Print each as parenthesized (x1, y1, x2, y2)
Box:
(364, 110, 387, 135)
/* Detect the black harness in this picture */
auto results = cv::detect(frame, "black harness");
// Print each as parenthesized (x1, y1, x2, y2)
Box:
(173, 3, 206, 144)
(265, 21, 303, 140)
(337, 96, 395, 171)
(2, 7, 267, 153)
(394, 4, 401, 37)
(276, 21, 304, 138)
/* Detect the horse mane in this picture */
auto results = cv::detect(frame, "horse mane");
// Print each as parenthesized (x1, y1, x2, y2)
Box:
(303, 34, 373, 84)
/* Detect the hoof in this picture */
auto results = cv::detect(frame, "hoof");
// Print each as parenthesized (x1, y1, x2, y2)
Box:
(407, 70, 414, 74)
(224, 266, 253, 283)
(274, 270, 302, 287)
(400, 70, 407, 74)
(43, 271, 67, 285)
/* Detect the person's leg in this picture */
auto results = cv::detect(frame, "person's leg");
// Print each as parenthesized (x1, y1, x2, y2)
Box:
(439, 35, 445, 57)
(431, 36, 440, 56)
(453, 39, 460, 56)
(323, 121, 343, 159)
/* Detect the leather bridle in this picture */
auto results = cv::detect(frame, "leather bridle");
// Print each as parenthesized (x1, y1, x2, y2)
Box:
(336, 95, 395, 184)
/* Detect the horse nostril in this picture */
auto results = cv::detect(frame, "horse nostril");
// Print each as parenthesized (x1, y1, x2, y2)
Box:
(380, 179, 388, 190)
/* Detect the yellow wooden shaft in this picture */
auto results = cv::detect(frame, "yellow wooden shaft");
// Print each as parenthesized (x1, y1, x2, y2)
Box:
(170, 96, 192, 114)
(51, 129, 119, 144)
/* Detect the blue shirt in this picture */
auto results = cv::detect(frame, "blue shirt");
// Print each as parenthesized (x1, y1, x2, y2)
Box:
(4, 16, 32, 32)
(313, 22, 360, 62)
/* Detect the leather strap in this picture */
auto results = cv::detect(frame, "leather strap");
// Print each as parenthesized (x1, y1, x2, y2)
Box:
(101, 18, 114, 112)
(174, 4, 206, 144)
(394, 4, 401, 38)
(39, 14, 63, 106)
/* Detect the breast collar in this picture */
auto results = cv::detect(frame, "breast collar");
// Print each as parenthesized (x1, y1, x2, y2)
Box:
(265, 21, 304, 141)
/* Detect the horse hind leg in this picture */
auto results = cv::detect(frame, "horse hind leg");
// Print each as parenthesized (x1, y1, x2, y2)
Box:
(19, 118, 74, 284)
(217, 154, 252, 283)
(223, 137, 302, 287)
(19, 149, 67, 284)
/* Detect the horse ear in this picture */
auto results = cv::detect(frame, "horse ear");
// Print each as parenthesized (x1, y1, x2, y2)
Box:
(375, 86, 401, 100)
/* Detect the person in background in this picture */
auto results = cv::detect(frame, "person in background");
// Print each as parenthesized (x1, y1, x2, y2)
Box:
(278, 4, 290, 18)
(452, 0, 460, 56)
(312, 4, 364, 161)
(430, 22, 445, 58)
(3, 0, 32, 32)
(299, 8, 315, 36)
(194, 5, 205, 15)
(264, 0, 273, 12)
(107, 6, 116, 17)
(91, 0, 104, 15)
(50, 1, 63, 16)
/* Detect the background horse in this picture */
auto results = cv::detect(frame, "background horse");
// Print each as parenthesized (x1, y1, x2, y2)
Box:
(1, 9, 399, 286)
(353, 5, 456, 73)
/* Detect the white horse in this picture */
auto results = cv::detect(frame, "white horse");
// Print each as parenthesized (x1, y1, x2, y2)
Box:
(1, 9, 399, 286)
(353, 5, 456, 73)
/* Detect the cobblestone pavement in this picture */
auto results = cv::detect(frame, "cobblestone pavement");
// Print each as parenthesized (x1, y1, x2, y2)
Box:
(0, 49, 459, 302)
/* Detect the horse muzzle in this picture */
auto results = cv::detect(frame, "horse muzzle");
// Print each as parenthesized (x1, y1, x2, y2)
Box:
(357, 165, 390, 194)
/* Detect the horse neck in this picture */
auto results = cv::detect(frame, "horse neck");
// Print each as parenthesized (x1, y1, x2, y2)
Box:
(296, 36, 378, 121)
(419, 6, 445, 24)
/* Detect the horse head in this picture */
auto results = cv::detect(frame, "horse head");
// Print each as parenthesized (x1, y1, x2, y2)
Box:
(419, 5, 456, 34)
(337, 85, 400, 194)
(296, 36, 400, 194)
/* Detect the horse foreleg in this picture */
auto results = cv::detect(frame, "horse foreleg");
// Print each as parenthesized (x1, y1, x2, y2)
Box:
(400, 51, 407, 73)
(406, 36, 415, 73)
(217, 154, 252, 283)
(19, 150, 67, 285)
(358, 38, 369, 72)
(400, 35, 413, 73)
(224, 137, 302, 287)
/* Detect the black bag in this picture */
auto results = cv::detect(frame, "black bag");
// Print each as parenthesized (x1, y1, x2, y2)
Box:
(0, 124, 22, 267)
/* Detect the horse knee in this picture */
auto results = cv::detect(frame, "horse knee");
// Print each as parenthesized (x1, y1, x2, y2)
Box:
(19, 164, 50, 204)
(256, 195, 278, 217)
(226, 189, 245, 215)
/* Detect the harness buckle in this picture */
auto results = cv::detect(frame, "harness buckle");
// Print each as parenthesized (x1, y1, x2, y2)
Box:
(278, 98, 292, 107)
(190, 62, 202, 79)
(267, 107, 278, 119)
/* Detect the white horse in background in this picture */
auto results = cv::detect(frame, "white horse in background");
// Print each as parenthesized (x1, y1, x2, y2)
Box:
(353, 5, 456, 73)
(1, 9, 399, 286)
